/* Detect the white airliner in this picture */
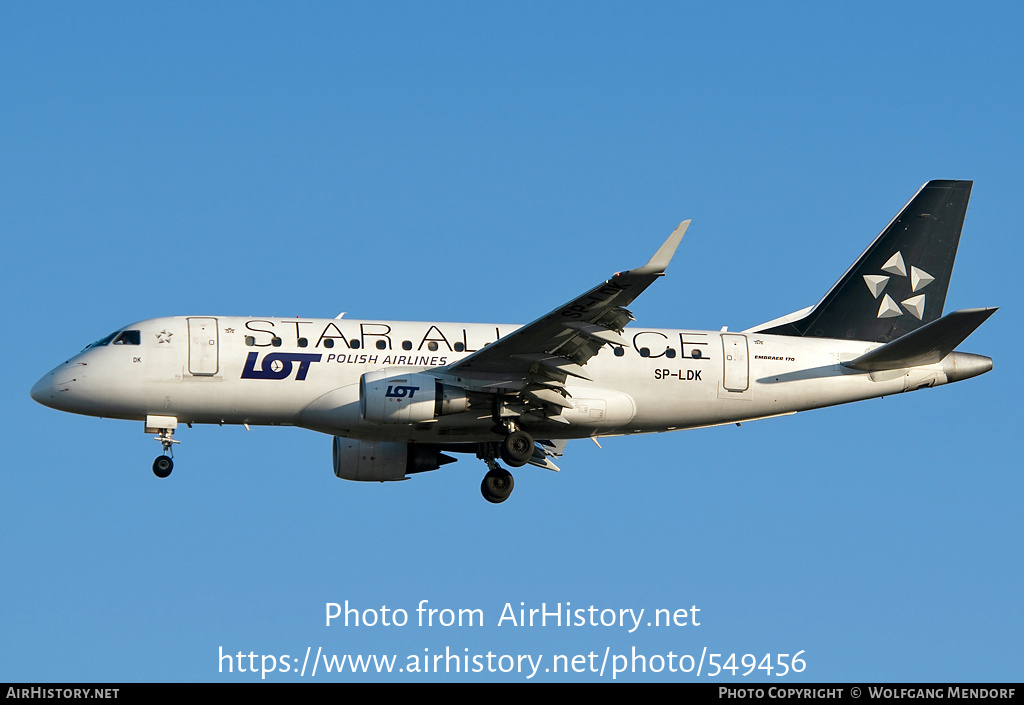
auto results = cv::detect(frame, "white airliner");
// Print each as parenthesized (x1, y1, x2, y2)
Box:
(31, 181, 995, 503)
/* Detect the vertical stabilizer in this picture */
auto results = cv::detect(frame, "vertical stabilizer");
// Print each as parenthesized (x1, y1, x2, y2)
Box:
(758, 180, 972, 343)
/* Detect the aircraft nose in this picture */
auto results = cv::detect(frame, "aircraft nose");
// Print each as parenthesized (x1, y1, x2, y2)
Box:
(31, 358, 105, 415)
(31, 362, 79, 410)
(31, 371, 57, 407)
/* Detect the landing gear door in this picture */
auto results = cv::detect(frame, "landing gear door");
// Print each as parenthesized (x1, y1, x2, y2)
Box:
(188, 317, 219, 376)
(721, 333, 749, 392)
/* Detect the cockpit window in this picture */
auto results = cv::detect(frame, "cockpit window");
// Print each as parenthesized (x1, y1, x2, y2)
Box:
(83, 331, 119, 351)
(83, 329, 141, 351)
(113, 330, 141, 345)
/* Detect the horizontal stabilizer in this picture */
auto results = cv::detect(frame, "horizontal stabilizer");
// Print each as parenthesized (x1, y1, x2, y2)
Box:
(843, 307, 996, 372)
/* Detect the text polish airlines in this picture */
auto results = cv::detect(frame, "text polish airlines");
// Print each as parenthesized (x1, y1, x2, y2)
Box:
(31, 181, 995, 503)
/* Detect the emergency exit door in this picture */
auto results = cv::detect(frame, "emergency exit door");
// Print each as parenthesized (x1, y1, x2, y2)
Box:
(188, 317, 219, 376)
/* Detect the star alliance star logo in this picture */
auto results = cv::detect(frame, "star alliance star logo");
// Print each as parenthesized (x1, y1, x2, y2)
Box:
(863, 251, 934, 320)
(156, 330, 173, 344)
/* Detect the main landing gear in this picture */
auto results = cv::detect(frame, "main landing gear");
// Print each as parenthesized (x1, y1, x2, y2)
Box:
(481, 460, 515, 504)
(500, 429, 534, 468)
(479, 428, 535, 504)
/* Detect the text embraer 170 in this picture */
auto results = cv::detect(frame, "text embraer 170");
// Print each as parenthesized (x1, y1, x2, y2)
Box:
(31, 181, 996, 503)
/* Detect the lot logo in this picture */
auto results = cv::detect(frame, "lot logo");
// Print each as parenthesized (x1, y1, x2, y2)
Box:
(241, 352, 322, 380)
(385, 384, 420, 398)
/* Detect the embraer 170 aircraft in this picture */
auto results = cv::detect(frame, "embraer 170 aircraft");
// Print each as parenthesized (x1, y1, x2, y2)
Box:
(31, 181, 995, 503)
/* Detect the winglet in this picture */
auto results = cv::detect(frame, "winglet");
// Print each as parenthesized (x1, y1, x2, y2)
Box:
(627, 220, 690, 276)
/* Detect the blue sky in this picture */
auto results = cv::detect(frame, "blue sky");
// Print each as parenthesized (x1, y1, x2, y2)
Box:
(2, 2, 1020, 682)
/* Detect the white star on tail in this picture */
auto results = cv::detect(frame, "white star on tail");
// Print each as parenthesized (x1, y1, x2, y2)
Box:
(863, 251, 934, 320)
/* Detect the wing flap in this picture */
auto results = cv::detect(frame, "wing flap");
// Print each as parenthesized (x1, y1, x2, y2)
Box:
(527, 439, 568, 471)
(522, 386, 574, 409)
(511, 353, 593, 381)
(562, 321, 628, 346)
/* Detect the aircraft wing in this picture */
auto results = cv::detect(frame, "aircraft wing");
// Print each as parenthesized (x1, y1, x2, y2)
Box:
(440, 221, 689, 420)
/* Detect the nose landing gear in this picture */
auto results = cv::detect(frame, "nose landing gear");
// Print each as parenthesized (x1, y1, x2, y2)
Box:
(152, 454, 174, 478)
(146, 415, 179, 479)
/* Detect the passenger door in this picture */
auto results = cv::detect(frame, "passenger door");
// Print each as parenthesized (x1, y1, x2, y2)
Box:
(187, 317, 219, 376)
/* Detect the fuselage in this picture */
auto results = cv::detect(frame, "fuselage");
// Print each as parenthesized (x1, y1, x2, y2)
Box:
(30, 315, 991, 444)
(27, 182, 996, 503)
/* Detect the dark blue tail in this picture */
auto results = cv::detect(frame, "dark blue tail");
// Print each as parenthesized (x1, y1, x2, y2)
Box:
(757, 180, 972, 343)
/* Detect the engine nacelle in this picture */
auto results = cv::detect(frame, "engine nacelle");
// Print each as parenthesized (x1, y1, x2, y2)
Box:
(359, 369, 468, 425)
(332, 437, 455, 481)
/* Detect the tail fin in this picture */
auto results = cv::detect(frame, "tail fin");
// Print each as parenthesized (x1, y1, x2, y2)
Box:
(756, 180, 973, 343)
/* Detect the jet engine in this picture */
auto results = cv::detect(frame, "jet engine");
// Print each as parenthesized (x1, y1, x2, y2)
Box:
(359, 370, 469, 425)
(332, 437, 456, 481)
